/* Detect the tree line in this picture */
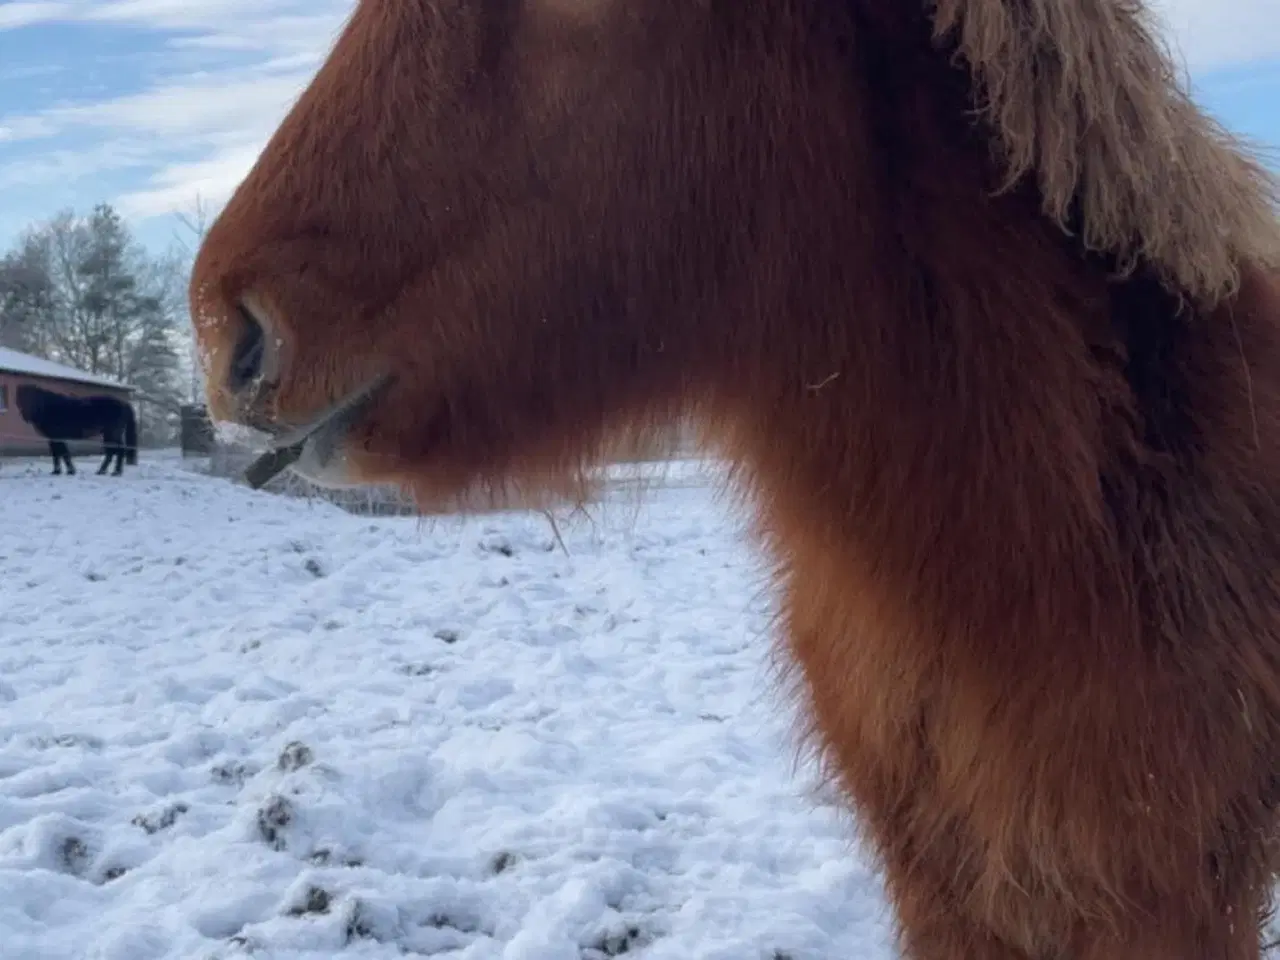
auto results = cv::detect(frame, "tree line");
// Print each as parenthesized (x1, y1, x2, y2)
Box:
(0, 202, 205, 446)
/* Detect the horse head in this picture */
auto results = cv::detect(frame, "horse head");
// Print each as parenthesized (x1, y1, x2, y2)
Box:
(189, 0, 1277, 508)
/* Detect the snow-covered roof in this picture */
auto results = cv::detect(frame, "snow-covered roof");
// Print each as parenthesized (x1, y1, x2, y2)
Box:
(0, 347, 132, 391)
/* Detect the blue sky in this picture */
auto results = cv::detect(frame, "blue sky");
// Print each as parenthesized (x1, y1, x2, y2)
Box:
(0, 0, 1277, 256)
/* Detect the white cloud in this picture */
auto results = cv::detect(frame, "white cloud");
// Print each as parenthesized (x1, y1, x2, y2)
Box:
(0, 0, 352, 228)
(83, 1, 353, 56)
(0, 139, 155, 191)
(0, 2, 73, 30)
(0, 62, 64, 82)
(41, 71, 317, 140)
(0, 115, 60, 142)
(87, 0, 267, 22)
(0, 0, 1274, 239)
(1149, 0, 1280, 69)
(115, 144, 266, 220)
(3, 65, 325, 217)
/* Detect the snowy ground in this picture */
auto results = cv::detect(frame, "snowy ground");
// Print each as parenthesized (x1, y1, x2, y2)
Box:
(0, 453, 894, 959)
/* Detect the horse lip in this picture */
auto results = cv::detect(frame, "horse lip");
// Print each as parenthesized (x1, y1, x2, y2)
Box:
(267, 374, 394, 451)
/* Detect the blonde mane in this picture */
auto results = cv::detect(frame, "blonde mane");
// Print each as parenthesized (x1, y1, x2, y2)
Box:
(930, 0, 1280, 303)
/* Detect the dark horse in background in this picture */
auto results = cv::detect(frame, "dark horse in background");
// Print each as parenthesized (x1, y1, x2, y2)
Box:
(15, 383, 138, 476)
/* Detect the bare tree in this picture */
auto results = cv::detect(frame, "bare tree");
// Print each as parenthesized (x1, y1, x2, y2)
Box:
(0, 231, 58, 354)
(0, 204, 188, 444)
(171, 194, 214, 403)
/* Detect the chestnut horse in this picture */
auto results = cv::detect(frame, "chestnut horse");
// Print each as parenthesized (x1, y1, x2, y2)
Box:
(190, 0, 1280, 956)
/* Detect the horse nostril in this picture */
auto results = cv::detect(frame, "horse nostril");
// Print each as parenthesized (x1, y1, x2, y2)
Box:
(228, 303, 266, 393)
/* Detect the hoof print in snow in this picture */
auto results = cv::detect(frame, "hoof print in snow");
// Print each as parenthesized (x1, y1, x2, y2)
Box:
(277, 741, 314, 771)
(286, 885, 332, 916)
(308, 847, 364, 868)
(211, 760, 254, 786)
(480, 536, 514, 557)
(434, 628, 460, 645)
(101, 865, 128, 883)
(256, 794, 293, 850)
(489, 850, 518, 874)
(239, 638, 262, 653)
(399, 662, 435, 676)
(131, 801, 190, 834)
(344, 900, 377, 944)
(585, 924, 653, 957)
(60, 836, 91, 876)
(303, 557, 325, 577)
(30, 733, 103, 750)
(84, 571, 106, 582)
(425, 911, 482, 935)
(225, 933, 258, 954)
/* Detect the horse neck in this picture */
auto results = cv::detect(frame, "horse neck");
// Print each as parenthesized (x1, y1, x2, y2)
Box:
(698, 87, 1280, 667)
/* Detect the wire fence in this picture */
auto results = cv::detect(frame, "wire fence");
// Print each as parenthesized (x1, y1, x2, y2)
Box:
(0, 429, 145, 455)
(3, 394, 714, 521)
(197, 439, 420, 516)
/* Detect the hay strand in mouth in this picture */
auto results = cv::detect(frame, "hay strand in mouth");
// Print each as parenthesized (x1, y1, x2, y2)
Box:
(241, 375, 395, 490)
(245, 442, 304, 489)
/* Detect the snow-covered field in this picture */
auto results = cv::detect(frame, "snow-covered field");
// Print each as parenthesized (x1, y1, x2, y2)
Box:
(0, 453, 894, 959)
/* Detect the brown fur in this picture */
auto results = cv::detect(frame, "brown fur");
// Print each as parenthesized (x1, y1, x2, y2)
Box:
(190, 1, 1280, 957)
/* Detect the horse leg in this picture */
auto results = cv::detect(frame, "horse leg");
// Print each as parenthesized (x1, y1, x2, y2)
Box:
(855, 777, 1039, 960)
(103, 424, 125, 474)
(895, 878, 1263, 960)
(1073, 899, 1265, 960)
(785, 608, 1271, 960)
(818, 719, 1042, 959)
(97, 435, 113, 475)
(876, 807, 1267, 960)
(51, 441, 74, 474)
(783, 611, 1032, 958)
(813, 711, 1268, 960)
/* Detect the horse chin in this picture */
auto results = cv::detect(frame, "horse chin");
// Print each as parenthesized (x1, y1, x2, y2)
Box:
(269, 374, 398, 489)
